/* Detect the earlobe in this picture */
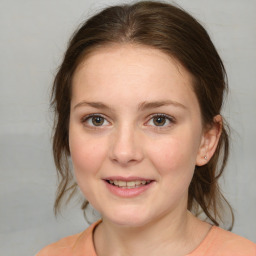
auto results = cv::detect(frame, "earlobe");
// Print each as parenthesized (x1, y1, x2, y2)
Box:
(196, 115, 222, 166)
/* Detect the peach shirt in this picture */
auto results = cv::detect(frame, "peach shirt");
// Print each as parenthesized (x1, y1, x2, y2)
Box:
(36, 220, 256, 256)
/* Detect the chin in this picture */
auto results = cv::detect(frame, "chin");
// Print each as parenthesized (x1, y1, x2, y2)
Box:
(102, 208, 153, 228)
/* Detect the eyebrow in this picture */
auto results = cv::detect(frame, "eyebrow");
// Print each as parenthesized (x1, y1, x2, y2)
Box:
(73, 100, 186, 111)
(138, 100, 186, 111)
(74, 101, 112, 111)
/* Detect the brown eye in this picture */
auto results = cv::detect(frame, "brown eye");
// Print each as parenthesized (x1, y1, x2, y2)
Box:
(82, 114, 110, 127)
(91, 116, 105, 126)
(153, 116, 167, 126)
(147, 114, 174, 128)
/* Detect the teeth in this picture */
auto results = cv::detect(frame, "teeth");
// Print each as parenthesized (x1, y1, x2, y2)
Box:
(108, 180, 151, 188)
(127, 181, 135, 187)
(114, 180, 126, 186)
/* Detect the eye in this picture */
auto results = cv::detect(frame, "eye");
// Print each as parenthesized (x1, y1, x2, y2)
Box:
(147, 114, 175, 127)
(82, 114, 110, 127)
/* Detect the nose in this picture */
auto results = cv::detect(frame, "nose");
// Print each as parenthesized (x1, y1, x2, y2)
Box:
(109, 124, 144, 166)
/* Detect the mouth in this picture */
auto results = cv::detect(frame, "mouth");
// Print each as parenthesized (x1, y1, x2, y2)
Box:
(103, 177, 155, 197)
(105, 179, 152, 189)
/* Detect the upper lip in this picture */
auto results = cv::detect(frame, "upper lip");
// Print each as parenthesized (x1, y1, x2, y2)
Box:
(103, 176, 153, 181)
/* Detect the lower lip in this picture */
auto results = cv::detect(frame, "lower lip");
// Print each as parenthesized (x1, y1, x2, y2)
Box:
(104, 181, 154, 198)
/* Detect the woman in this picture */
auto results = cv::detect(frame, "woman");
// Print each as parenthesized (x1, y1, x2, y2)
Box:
(37, 1, 256, 255)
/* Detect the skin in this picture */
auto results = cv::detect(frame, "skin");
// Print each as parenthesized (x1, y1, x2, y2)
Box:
(69, 44, 221, 256)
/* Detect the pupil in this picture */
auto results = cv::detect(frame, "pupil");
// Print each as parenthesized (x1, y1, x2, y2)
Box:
(92, 116, 104, 126)
(154, 116, 166, 126)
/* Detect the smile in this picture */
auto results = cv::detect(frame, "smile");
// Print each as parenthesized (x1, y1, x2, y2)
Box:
(104, 177, 154, 197)
(106, 180, 152, 189)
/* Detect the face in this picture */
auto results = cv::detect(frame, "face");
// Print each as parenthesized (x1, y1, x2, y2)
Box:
(69, 44, 207, 227)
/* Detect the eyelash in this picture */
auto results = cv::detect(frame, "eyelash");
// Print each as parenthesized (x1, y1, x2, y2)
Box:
(146, 113, 176, 128)
(81, 114, 110, 128)
(81, 113, 176, 128)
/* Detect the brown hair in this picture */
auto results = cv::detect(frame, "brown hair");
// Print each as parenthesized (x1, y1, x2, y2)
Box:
(51, 0, 233, 227)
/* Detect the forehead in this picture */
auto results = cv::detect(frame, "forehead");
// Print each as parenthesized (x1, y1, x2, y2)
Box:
(74, 43, 191, 82)
(71, 44, 198, 110)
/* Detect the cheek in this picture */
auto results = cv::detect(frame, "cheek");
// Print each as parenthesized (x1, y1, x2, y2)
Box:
(69, 132, 107, 176)
(148, 136, 199, 201)
(147, 130, 201, 180)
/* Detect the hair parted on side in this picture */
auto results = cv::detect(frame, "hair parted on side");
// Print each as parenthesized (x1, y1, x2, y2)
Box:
(51, 0, 233, 228)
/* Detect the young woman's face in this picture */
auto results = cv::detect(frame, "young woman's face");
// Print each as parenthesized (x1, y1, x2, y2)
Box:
(69, 44, 206, 226)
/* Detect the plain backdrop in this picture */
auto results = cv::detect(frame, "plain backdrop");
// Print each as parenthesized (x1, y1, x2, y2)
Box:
(0, 0, 255, 255)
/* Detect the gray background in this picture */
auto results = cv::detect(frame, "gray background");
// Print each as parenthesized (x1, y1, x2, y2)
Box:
(0, 0, 255, 255)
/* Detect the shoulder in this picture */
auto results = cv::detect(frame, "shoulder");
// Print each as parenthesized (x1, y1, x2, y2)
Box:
(202, 226, 256, 255)
(35, 221, 100, 256)
(35, 233, 81, 256)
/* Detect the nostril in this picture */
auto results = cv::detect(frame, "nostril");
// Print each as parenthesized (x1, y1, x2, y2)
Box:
(109, 129, 144, 165)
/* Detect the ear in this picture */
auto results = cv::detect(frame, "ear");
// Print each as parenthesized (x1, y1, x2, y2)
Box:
(196, 115, 222, 166)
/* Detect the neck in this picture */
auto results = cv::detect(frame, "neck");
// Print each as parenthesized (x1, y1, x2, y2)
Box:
(94, 208, 209, 256)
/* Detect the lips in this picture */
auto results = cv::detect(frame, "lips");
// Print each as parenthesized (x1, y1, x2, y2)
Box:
(103, 177, 154, 197)
(107, 180, 152, 189)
